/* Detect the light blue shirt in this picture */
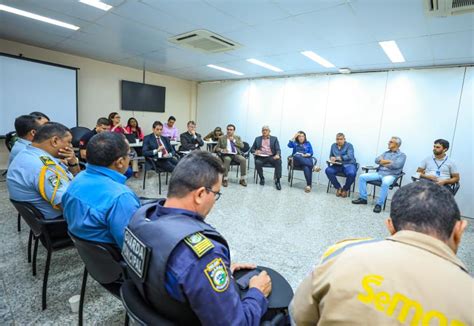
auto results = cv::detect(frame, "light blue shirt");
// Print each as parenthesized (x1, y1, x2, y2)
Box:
(8, 138, 31, 166)
(7, 146, 73, 219)
(62, 164, 140, 248)
(375, 150, 407, 177)
(329, 142, 356, 165)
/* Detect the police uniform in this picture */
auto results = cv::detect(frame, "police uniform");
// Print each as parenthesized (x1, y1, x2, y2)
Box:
(123, 200, 269, 326)
(289, 231, 473, 325)
(7, 146, 73, 220)
(8, 138, 31, 166)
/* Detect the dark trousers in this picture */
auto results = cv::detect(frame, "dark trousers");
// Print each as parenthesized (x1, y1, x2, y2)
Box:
(155, 157, 178, 173)
(293, 156, 314, 186)
(325, 164, 357, 191)
(255, 156, 282, 180)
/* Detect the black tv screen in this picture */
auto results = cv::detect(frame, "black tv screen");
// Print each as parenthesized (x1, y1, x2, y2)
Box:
(121, 80, 166, 112)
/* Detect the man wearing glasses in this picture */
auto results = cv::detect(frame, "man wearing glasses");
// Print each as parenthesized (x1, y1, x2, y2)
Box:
(124, 151, 272, 325)
(352, 136, 406, 213)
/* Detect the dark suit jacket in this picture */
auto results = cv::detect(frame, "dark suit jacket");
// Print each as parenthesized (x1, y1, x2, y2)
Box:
(251, 136, 281, 156)
(180, 132, 204, 151)
(142, 133, 176, 158)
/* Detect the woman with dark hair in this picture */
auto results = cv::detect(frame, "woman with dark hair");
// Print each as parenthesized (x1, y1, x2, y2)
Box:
(108, 112, 125, 133)
(288, 131, 316, 193)
(204, 126, 223, 141)
(125, 117, 144, 140)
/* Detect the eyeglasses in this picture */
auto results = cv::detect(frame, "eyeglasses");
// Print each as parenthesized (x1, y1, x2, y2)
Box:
(127, 152, 135, 158)
(205, 187, 221, 201)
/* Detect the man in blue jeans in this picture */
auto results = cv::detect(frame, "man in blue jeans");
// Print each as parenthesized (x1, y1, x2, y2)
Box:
(325, 133, 357, 198)
(352, 136, 406, 213)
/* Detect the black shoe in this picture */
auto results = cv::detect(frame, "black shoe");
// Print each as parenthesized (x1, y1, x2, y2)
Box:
(259, 177, 265, 186)
(373, 205, 382, 213)
(275, 180, 281, 190)
(352, 198, 367, 205)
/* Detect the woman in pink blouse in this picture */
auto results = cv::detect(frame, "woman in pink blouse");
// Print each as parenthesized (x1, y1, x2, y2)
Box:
(125, 117, 144, 140)
(108, 112, 125, 133)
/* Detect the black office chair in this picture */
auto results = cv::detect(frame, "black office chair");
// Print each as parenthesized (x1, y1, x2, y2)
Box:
(326, 162, 359, 196)
(254, 159, 277, 183)
(70, 126, 91, 158)
(120, 279, 174, 326)
(362, 167, 405, 210)
(2, 131, 17, 178)
(9, 200, 73, 310)
(68, 233, 128, 326)
(287, 156, 318, 187)
(411, 176, 460, 196)
(142, 157, 169, 194)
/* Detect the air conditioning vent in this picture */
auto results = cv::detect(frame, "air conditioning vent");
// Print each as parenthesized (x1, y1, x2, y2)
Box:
(425, 0, 474, 16)
(169, 30, 242, 53)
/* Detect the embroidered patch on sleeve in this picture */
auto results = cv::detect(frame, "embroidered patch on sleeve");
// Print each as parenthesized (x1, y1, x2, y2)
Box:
(204, 257, 230, 292)
(47, 175, 63, 189)
(39, 156, 56, 166)
(184, 232, 214, 258)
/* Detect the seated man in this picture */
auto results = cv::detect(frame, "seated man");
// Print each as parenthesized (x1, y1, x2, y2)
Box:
(7, 122, 80, 222)
(162, 115, 179, 141)
(8, 114, 47, 166)
(215, 124, 247, 187)
(325, 133, 357, 198)
(416, 139, 460, 192)
(142, 121, 178, 172)
(251, 125, 282, 190)
(63, 132, 140, 248)
(352, 136, 406, 213)
(124, 151, 272, 325)
(78, 117, 111, 161)
(29, 111, 50, 124)
(291, 181, 472, 325)
(179, 120, 204, 151)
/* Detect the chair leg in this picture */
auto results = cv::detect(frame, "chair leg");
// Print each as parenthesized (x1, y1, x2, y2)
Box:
(326, 181, 330, 193)
(32, 237, 39, 276)
(254, 169, 258, 184)
(142, 167, 147, 190)
(28, 230, 33, 263)
(290, 168, 294, 187)
(165, 172, 169, 185)
(79, 267, 88, 326)
(124, 313, 130, 326)
(158, 172, 162, 195)
(17, 213, 21, 232)
(383, 196, 388, 211)
(42, 248, 52, 310)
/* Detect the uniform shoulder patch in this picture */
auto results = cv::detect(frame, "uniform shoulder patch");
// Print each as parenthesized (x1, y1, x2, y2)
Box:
(39, 155, 56, 166)
(204, 257, 230, 292)
(321, 237, 375, 263)
(184, 232, 214, 258)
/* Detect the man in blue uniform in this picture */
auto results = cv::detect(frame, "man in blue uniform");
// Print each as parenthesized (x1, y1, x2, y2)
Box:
(7, 122, 80, 221)
(124, 151, 272, 325)
(8, 114, 47, 166)
(63, 132, 140, 248)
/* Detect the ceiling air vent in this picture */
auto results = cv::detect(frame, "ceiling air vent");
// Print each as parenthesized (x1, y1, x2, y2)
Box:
(425, 0, 474, 16)
(169, 29, 241, 53)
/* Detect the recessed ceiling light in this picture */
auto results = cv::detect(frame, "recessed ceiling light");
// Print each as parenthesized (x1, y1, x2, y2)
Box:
(246, 58, 283, 72)
(78, 0, 112, 11)
(301, 51, 335, 68)
(378, 40, 405, 63)
(0, 4, 80, 30)
(339, 68, 351, 74)
(207, 64, 244, 76)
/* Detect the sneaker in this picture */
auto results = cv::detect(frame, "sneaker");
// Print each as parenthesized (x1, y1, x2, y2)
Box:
(222, 179, 228, 187)
(239, 179, 247, 187)
(373, 204, 382, 213)
(352, 198, 368, 205)
(259, 177, 265, 186)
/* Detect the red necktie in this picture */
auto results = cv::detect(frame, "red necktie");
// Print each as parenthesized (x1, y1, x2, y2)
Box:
(157, 137, 168, 156)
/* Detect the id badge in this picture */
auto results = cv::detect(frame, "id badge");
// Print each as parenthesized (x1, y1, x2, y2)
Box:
(436, 170, 441, 177)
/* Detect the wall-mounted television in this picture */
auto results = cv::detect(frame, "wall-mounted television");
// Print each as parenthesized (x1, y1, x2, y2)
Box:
(121, 80, 166, 112)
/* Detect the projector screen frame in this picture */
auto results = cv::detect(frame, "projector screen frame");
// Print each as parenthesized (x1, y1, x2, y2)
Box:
(0, 52, 79, 138)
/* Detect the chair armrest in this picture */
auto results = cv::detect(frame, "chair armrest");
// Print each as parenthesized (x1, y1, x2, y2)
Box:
(362, 165, 379, 173)
(41, 217, 67, 225)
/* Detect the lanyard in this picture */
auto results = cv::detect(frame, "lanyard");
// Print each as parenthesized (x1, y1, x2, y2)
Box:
(433, 156, 448, 171)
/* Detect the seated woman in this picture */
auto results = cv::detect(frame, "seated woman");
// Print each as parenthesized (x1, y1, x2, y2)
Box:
(109, 112, 125, 133)
(204, 127, 223, 141)
(288, 131, 316, 193)
(125, 117, 144, 140)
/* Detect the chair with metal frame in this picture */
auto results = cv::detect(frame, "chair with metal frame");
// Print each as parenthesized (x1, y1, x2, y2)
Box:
(326, 162, 359, 196)
(287, 155, 318, 187)
(362, 166, 405, 211)
(219, 141, 251, 178)
(142, 157, 170, 194)
(411, 176, 460, 196)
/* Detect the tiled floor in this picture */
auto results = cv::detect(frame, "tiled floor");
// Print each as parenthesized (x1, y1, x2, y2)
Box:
(0, 169, 473, 324)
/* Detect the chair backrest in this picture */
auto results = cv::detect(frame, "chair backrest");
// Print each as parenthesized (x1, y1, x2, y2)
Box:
(242, 141, 250, 154)
(69, 232, 124, 284)
(120, 279, 174, 326)
(10, 199, 45, 237)
(5, 131, 18, 152)
(450, 182, 460, 196)
(70, 127, 91, 148)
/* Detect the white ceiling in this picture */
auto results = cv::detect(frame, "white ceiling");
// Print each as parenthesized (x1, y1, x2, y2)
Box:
(0, 0, 473, 81)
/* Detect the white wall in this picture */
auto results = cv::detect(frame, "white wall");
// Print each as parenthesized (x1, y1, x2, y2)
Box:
(197, 67, 473, 218)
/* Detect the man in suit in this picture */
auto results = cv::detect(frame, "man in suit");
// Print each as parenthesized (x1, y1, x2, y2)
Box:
(143, 121, 178, 172)
(215, 124, 247, 187)
(180, 120, 204, 151)
(251, 125, 282, 190)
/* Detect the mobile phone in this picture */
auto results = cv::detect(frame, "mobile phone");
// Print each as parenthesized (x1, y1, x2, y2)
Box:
(236, 269, 261, 290)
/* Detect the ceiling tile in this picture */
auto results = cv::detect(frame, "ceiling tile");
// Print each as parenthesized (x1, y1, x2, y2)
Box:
(431, 30, 474, 60)
(272, 0, 346, 16)
(396, 35, 433, 62)
(427, 12, 474, 35)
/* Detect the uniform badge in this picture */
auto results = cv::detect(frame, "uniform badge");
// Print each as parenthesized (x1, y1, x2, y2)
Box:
(204, 258, 229, 292)
(184, 232, 214, 258)
(39, 155, 56, 166)
(48, 175, 62, 188)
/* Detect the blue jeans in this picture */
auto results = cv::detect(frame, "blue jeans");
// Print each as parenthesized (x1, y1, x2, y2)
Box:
(358, 173, 396, 206)
(325, 164, 357, 191)
(293, 156, 314, 186)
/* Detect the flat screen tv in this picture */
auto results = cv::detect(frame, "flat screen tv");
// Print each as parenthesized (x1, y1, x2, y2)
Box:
(121, 80, 166, 112)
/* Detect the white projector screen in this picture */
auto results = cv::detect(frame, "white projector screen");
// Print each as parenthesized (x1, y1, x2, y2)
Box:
(0, 54, 78, 136)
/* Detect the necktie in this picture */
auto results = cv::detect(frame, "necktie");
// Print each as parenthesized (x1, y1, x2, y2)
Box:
(230, 140, 237, 153)
(157, 137, 168, 156)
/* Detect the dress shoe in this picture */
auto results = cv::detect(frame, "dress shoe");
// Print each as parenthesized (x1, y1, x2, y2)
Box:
(373, 204, 382, 213)
(304, 186, 311, 193)
(259, 177, 265, 186)
(336, 188, 342, 197)
(239, 179, 247, 187)
(222, 179, 228, 187)
(275, 180, 282, 190)
(340, 190, 348, 198)
(352, 198, 367, 205)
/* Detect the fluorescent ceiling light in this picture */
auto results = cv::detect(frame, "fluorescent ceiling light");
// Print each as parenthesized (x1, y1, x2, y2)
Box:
(79, 0, 113, 11)
(301, 51, 335, 68)
(339, 68, 351, 74)
(0, 4, 80, 30)
(207, 64, 244, 76)
(379, 40, 405, 63)
(246, 58, 283, 72)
